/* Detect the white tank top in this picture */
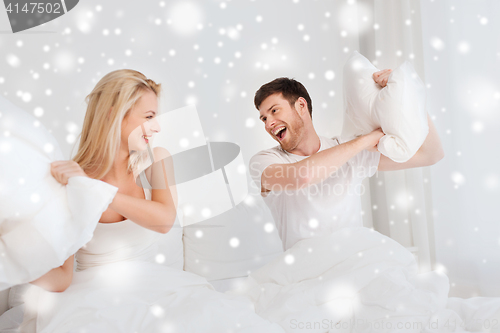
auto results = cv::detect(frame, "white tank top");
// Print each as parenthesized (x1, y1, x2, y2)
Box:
(75, 172, 163, 271)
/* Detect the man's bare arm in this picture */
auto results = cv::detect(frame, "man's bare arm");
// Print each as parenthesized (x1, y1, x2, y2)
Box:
(260, 129, 384, 192)
(378, 114, 444, 171)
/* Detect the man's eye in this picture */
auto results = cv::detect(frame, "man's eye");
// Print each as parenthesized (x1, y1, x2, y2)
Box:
(272, 109, 276, 113)
(262, 117, 266, 122)
(147, 116, 154, 119)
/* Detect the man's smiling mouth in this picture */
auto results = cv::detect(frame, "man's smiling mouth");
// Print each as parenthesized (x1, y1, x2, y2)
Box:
(272, 126, 287, 141)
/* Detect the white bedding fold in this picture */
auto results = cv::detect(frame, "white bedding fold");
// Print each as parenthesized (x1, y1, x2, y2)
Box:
(229, 227, 500, 332)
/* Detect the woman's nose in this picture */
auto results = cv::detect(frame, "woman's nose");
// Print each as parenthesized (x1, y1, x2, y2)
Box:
(150, 117, 161, 133)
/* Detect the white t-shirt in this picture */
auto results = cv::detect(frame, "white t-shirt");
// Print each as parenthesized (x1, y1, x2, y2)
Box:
(249, 136, 380, 251)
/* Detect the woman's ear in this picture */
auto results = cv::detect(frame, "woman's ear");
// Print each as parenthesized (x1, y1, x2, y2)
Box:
(107, 107, 113, 120)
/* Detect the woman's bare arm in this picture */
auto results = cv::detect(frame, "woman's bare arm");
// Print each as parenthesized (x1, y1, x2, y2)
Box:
(51, 148, 178, 234)
(108, 190, 176, 234)
(30, 255, 74, 292)
(109, 147, 177, 234)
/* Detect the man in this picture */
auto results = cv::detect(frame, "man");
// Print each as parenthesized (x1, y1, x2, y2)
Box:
(249, 70, 444, 251)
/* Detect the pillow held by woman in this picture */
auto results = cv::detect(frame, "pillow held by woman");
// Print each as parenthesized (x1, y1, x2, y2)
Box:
(0, 96, 118, 290)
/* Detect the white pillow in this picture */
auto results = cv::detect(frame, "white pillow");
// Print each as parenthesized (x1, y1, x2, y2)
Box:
(183, 192, 283, 281)
(0, 96, 118, 290)
(341, 51, 429, 163)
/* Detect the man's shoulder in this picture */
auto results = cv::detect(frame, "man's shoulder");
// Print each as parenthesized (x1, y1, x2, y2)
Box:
(250, 145, 286, 161)
(319, 135, 341, 148)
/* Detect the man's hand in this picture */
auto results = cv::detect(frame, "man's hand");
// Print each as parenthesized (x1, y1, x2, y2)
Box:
(372, 69, 392, 88)
(363, 128, 385, 152)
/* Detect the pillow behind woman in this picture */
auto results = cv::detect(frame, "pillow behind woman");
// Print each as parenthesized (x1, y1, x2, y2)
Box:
(341, 51, 429, 163)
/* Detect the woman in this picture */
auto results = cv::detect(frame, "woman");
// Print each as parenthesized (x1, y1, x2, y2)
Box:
(28, 70, 283, 333)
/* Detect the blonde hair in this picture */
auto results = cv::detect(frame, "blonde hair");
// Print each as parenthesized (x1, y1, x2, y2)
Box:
(72, 69, 161, 180)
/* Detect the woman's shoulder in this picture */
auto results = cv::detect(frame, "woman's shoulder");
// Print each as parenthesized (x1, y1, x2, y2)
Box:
(152, 146, 171, 162)
(142, 147, 175, 186)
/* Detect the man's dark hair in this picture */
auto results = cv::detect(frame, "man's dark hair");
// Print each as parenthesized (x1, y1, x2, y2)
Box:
(254, 77, 313, 119)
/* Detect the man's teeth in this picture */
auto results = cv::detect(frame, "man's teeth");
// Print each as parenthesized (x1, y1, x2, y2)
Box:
(273, 127, 286, 136)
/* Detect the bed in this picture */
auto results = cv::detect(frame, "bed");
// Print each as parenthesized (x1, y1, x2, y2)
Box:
(0, 181, 434, 317)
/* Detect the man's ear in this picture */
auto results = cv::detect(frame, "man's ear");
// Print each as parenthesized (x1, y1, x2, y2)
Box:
(295, 97, 308, 116)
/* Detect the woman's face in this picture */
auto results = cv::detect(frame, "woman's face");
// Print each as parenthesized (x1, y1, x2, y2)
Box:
(122, 89, 161, 152)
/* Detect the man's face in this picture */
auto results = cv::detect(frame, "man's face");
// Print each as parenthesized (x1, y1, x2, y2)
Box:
(258, 93, 305, 152)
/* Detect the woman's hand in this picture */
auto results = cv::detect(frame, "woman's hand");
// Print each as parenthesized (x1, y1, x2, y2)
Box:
(50, 160, 89, 185)
(372, 69, 392, 88)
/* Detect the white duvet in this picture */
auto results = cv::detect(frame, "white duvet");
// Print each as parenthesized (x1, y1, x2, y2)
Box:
(31, 261, 284, 333)
(230, 227, 500, 333)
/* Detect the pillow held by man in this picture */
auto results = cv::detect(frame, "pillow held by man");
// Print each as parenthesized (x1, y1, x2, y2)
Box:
(342, 51, 429, 163)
